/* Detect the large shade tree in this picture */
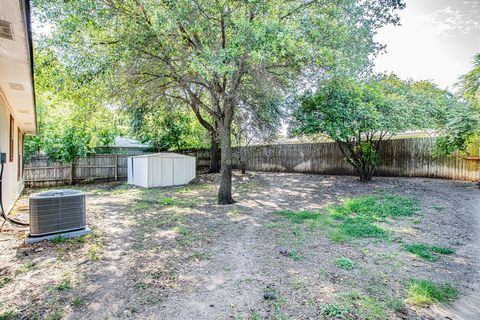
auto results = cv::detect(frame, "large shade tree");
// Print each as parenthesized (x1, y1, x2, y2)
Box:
(290, 74, 464, 181)
(33, 0, 405, 203)
(435, 53, 480, 155)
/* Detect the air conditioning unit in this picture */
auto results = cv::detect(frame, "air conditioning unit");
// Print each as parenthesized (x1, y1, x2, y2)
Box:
(26, 190, 90, 244)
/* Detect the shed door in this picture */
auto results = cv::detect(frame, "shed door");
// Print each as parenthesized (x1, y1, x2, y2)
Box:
(161, 157, 174, 186)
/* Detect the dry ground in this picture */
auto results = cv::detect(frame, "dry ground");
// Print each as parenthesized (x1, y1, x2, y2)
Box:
(0, 172, 479, 320)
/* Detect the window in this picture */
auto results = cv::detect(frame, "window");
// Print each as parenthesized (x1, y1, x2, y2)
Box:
(17, 128, 22, 180)
(9, 115, 14, 162)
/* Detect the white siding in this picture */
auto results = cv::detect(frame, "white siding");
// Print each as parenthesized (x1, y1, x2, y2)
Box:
(133, 157, 149, 188)
(0, 96, 24, 213)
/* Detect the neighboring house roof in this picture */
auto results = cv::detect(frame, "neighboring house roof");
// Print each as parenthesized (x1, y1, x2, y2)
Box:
(272, 130, 440, 145)
(0, 0, 36, 134)
(104, 137, 149, 149)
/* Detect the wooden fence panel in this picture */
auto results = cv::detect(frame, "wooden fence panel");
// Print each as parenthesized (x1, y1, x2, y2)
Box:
(24, 154, 130, 187)
(24, 138, 480, 187)
(230, 137, 479, 181)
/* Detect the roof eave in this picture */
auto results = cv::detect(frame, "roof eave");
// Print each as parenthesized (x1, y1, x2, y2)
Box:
(22, 0, 37, 135)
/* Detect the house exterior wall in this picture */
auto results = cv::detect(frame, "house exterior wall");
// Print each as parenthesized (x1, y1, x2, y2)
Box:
(0, 95, 24, 213)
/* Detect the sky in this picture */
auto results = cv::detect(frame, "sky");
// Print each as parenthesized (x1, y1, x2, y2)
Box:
(374, 0, 480, 90)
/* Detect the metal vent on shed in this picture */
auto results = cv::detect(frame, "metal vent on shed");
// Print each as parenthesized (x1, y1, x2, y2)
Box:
(0, 20, 14, 40)
(29, 190, 86, 237)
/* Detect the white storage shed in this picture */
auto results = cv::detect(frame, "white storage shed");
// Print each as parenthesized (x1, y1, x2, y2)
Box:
(127, 153, 196, 188)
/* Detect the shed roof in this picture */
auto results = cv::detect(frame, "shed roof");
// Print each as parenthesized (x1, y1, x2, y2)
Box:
(129, 152, 194, 159)
(106, 136, 149, 149)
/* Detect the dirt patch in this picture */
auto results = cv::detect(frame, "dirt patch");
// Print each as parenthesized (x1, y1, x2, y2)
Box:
(0, 172, 479, 319)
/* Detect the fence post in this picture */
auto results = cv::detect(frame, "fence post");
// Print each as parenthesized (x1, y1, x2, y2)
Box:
(70, 161, 75, 185)
(115, 154, 118, 181)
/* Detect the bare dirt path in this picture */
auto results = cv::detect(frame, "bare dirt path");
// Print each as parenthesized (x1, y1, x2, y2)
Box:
(428, 192, 480, 320)
(151, 174, 278, 319)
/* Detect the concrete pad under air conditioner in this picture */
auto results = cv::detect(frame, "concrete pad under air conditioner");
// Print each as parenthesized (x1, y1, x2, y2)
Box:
(25, 227, 91, 244)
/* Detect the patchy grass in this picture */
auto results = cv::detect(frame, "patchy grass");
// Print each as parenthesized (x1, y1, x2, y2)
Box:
(387, 297, 406, 313)
(55, 274, 72, 291)
(275, 195, 419, 242)
(329, 220, 388, 242)
(328, 195, 420, 219)
(0, 276, 12, 289)
(406, 279, 458, 306)
(70, 296, 83, 307)
(321, 303, 348, 318)
(265, 293, 287, 319)
(292, 277, 308, 291)
(0, 310, 16, 320)
(135, 280, 148, 290)
(137, 212, 187, 231)
(174, 183, 210, 193)
(335, 257, 355, 270)
(274, 210, 324, 224)
(173, 226, 190, 236)
(248, 310, 262, 320)
(322, 291, 403, 319)
(138, 188, 201, 209)
(287, 250, 303, 261)
(189, 251, 214, 261)
(87, 243, 103, 261)
(340, 291, 389, 319)
(404, 243, 454, 262)
(45, 308, 64, 320)
(15, 262, 35, 275)
(51, 235, 69, 244)
(327, 194, 419, 241)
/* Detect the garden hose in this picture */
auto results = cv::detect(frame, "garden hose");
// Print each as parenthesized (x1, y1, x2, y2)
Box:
(0, 162, 29, 227)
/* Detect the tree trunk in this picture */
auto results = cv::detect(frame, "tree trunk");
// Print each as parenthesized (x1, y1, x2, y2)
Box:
(240, 162, 246, 174)
(218, 122, 234, 204)
(210, 132, 221, 173)
(358, 163, 373, 182)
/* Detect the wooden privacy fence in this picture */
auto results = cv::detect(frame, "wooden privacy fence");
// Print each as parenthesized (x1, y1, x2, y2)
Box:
(24, 154, 129, 187)
(24, 137, 480, 187)
(182, 137, 480, 182)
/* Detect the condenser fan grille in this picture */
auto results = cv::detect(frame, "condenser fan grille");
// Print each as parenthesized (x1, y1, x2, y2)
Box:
(29, 190, 86, 236)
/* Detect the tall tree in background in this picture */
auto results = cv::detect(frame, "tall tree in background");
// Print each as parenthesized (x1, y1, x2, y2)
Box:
(435, 53, 480, 155)
(232, 92, 282, 174)
(290, 75, 464, 181)
(130, 104, 209, 152)
(33, 0, 405, 203)
(25, 47, 128, 162)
